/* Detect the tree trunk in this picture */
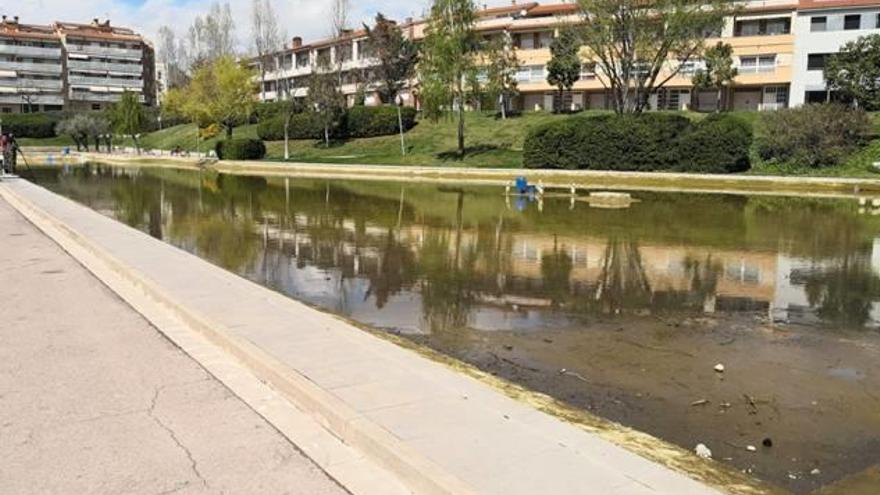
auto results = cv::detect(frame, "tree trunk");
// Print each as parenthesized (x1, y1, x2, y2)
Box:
(226, 124, 233, 138)
(457, 101, 465, 158)
(715, 87, 723, 113)
(324, 126, 330, 148)
(132, 134, 141, 155)
(500, 93, 507, 120)
(283, 115, 291, 160)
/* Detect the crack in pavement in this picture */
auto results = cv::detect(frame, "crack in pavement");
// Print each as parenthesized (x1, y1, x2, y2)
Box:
(147, 387, 208, 488)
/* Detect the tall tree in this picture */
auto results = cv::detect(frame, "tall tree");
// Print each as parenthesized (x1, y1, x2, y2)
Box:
(420, 0, 479, 158)
(167, 56, 257, 138)
(363, 13, 419, 104)
(109, 91, 146, 154)
(546, 26, 581, 113)
(184, 1, 236, 69)
(307, 60, 346, 148)
(484, 32, 519, 119)
(330, 0, 351, 86)
(157, 26, 188, 89)
(251, 0, 282, 101)
(692, 41, 737, 112)
(825, 34, 880, 111)
(577, 0, 735, 113)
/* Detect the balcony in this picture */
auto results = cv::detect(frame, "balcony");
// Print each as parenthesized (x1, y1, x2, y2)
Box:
(66, 44, 142, 60)
(0, 44, 63, 58)
(0, 60, 63, 75)
(0, 78, 63, 90)
(70, 91, 145, 103)
(67, 59, 142, 74)
(69, 75, 144, 88)
(0, 93, 63, 105)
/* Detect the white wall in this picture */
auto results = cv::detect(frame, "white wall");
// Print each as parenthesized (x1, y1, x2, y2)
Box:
(791, 7, 880, 106)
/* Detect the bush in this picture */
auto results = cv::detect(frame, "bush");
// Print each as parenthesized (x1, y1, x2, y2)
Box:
(2, 112, 61, 138)
(755, 103, 873, 168)
(676, 114, 753, 173)
(256, 112, 346, 141)
(524, 113, 691, 170)
(346, 106, 417, 138)
(524, 112, 754, 173)
(215, 138, 266, 160)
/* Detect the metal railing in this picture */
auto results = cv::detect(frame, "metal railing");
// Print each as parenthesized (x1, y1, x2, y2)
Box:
(66, 44, 142, 59)
(69, 91, 145, 103)
(0, 44, 62, 58)
(0, 78, 63, 90)
(68, 75, 143, 88)
(0, 60, 63, 74)
(67, 59, 143, 74)
(0, 94, 63, 105)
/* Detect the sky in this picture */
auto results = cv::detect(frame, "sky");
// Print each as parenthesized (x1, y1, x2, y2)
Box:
(5, 0, 510, 55)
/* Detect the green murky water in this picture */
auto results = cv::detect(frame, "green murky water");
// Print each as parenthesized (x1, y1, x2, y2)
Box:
(25, 164, 880, 493)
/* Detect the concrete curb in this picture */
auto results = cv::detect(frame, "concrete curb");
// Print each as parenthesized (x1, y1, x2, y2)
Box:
(0, 182, 477, 495)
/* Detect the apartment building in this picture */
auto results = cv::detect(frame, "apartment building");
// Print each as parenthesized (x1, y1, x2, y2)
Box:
(790, 0, 880, 105)
(255, 0, 880, 112)
(0, 17, 64, 112)
(0, 16, 155, 113)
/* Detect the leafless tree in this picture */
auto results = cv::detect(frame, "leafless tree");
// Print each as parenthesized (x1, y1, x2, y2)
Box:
(252, 0, 282, 101)
(329, 0, 350, 86)
(183, 1, 236, 69)
(157, 26, 188, 89)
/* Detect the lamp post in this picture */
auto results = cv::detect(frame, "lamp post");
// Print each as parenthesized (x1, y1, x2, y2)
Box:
(396, 94, 406, 156)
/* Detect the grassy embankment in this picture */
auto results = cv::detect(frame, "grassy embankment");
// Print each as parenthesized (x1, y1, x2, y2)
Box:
(21, 110, 880, 176)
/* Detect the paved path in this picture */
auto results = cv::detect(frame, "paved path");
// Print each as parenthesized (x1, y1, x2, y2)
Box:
(0, 178, 744, 495)
(0, 197, 348, 495)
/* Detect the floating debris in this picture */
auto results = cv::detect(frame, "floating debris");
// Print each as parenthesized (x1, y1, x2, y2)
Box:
(691, 399, 710, 407)
(695, 443, 712, 459)
(746, 445, 757, 452)
(714, 363, 725, 373)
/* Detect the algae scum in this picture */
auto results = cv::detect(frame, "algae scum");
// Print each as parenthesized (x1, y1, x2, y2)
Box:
(27, 164, 880, 494)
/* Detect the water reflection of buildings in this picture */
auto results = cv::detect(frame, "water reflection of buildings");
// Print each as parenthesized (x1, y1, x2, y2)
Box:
(251, 212, 880, 332)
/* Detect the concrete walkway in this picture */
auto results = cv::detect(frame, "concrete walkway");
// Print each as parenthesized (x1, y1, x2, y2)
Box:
(0, 178, 752, 495)
(0, 197, 347, 494)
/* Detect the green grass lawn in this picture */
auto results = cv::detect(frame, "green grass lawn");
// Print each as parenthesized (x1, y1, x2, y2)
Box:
(21, 109, 880, 177)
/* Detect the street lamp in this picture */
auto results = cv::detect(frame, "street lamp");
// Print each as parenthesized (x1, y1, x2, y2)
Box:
(396, 94, 406, 156)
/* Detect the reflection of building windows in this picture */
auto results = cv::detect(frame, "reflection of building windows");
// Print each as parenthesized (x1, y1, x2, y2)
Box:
(726, 261, 761, 285)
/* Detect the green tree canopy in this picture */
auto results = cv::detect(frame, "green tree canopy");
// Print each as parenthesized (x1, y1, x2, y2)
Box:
(364, 13, 419, 104)
(109, 91, 147, 153)
(692, 41, 738, 112)
(419, 0, 479, 158)
(825, 34, 880, 111)
(484, 32, 520, 119)
(306, 60, 346, 147)
(546, 25, 582, 113)
(577, 0, 735, 113)
(165, 55, 257, 137)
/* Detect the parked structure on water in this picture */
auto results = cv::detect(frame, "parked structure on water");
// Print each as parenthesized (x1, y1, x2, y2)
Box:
(252, 0, 880, 112)
(0, 16, 155, 113)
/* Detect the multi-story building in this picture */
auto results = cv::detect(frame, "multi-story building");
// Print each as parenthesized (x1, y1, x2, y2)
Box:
(0, 16, 64, 112)
(790, 0, 880, 105)
(255, 0, 880, 112)
(0, 16, 155, 113)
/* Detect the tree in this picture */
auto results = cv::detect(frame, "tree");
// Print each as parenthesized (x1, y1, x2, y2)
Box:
(167, 55, 257, 138)
(307, 60, 346, 147)
(484, 32, 519, 119)
(420, 0, 479, 158)
(363, 13, 419, 104)
(329, 0, 350, 86)
(825, 34, 880, 111)
(546, 25, 581, 113)
(577, 0, 735, 113)
(109, 91, 147, 154)
(692, 41, 737, 112)
(55, 114, 108, 152)
(183, 2, 236, 69)
(157, 26, 188, 89)
(251, 0, 282, 101)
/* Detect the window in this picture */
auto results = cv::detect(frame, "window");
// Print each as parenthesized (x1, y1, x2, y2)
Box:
(1, 107, 10, 114)
(877, 13, 880, 28)
(844, 14, 861, 30)
(579, 63, 596, 80)
(734, 18, 791, 36)
(657, 89, 688, 111)
(807, 53, 829, 70)
(739, 55, 776, 73)
(678, 59, 703, 75)
(91, 104, 101, 111)
(805, 90, 828, 103)
(810, 16, 827, 32)
(763, 85, 789, 110)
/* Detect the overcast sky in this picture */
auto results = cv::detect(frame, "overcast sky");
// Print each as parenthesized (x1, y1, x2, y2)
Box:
(7, 0, 510, 53)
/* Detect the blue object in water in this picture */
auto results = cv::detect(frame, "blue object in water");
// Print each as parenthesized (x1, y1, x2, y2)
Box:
(515, 176, 529, 194)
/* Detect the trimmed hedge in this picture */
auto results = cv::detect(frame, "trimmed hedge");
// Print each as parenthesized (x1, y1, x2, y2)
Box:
(256, 105, 416, 141)
(524, 113, 752, 173)
(2, 112, 61, 138)
(215, 138, 267, 160)
(674, 114, 753, 173)
(346, 106, 417, 138)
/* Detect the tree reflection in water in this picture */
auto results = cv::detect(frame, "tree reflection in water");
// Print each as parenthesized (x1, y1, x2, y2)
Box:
(804, 255, 880, 328)
(589, 236, 652, 315)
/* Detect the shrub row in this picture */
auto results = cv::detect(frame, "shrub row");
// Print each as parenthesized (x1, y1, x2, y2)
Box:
(755, 103, 873, 168)
(2, 112, 62, 138)
(215, 138, 267, 160)
(256, 105, 417, 141)
(523, 113, 753, 174)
